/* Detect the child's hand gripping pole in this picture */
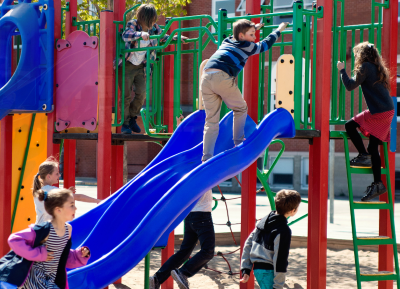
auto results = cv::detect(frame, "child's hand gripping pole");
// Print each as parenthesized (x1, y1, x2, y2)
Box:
(337, 61, 345, 70)
(240, 274, 250, 283)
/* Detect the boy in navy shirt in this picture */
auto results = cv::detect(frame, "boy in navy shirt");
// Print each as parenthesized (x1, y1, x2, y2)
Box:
(201, 20, 289, 162)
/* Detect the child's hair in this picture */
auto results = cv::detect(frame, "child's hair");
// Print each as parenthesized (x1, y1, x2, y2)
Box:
(353, 42, 391, 89)
(32, 156, 59, 199)
(275, 189, 301, 215)
(136, 4, 158, 29)
(233, 19, 255, 41)
(42, 189, 74, 218)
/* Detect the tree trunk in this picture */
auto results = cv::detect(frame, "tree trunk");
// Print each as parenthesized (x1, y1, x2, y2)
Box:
(107, 0, 113, 10)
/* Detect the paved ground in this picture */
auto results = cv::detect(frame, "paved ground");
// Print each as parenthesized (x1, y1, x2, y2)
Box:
(65, 181, 400, 241)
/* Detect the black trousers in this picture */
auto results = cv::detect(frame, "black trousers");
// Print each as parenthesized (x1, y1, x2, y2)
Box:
(345, 119, 381, 182)
(155, 212, 215, 284)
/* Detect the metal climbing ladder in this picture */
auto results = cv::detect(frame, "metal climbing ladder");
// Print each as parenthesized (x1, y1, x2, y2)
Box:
(333, 131, 400, 288)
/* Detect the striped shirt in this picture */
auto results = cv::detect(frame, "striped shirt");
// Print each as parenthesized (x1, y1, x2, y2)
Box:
(22, 224, 69, 289)
(204, 30, 281, 77)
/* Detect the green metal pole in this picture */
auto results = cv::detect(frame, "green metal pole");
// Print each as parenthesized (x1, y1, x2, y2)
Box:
(173, 21, 182, 130)
(144, 252, 150, 289)
(292, 1, 304, 130)
(311, 13, 317, 129)
(193, 41, 198, 111)
(303, 15, 311, 129)
(218, 9, 229, 118)
(358, 29, 364, 113)
(341, 133, 362, 289)
(331, 0, 338, 122)
(350, 29, 355, 118)
(383, 142, 400, 288)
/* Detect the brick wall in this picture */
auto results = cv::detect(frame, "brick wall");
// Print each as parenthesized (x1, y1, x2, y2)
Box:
(75, 0, 400, 177)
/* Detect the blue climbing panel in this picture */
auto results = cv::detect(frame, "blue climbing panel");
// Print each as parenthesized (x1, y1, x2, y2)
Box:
(0, 0, 54, 120)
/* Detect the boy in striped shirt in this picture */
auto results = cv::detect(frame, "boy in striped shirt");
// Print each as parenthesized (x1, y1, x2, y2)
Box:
(201, 20, 289, 162)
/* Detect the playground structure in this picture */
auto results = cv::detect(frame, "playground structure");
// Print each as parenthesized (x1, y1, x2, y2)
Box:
(0, 1, 398, 289)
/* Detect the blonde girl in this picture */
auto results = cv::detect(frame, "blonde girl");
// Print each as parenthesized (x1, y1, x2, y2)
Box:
(33, 157, 100, 224)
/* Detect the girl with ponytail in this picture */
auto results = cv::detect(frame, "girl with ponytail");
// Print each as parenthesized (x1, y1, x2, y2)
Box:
(33, 157, 100, 224)
(337, 41, 394, 202)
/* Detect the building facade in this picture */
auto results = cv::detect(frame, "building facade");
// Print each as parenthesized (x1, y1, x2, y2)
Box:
(74, 0, 400, 197)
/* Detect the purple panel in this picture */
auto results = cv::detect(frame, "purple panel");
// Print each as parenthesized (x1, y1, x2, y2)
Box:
(55, 31, 98, 132)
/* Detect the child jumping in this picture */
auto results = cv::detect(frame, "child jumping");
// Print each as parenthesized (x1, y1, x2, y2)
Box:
(338, 42, 394, 201)
(33, 157, 100, 224)
(240, 190, 301, 289)
(0, 188, 90, 289)
(117, 4, 187, 134)
(200, 20, 289, 162)
(149, 190, 215, 289)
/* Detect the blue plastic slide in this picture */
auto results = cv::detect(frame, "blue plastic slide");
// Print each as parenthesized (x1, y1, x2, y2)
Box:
(0, 0, 54, 120)
(64, 108, 295, 289)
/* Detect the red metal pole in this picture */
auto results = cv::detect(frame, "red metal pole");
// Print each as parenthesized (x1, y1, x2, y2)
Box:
(111, 0, 125, 194)
(63, 140, 76, 189)
(239, 1, 260, 289)
(62, 0, 77, 190)
(47, 0, 61, 159)
(111, 2, 126, 285)
(97, 11, 114, 200)
(161, 21, 178, 289)
(163, 21, 178, 133)
(307, 1, 332, 288)
(378, 1, 398, 288)
(161, 232, 175, 289)
(65, 0, 77, 36)
(0, 116, 12, 256)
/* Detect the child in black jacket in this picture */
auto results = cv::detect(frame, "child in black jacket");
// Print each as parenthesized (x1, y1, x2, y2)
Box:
(240, 190, 301, 289)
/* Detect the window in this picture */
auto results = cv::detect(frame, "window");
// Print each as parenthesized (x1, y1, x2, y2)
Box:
(212, 0, 236, 26)
(398, 0, 400, 22)
(271, 0, 314, 26)
(268, 157, 294, 188)
(219, 177, 233, 187)
(301, 157, 309, 188)
(237, 0, 266, 13)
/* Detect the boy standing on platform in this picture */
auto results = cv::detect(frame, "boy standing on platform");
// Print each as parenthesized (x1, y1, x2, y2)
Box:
(200, 20, 289, 162)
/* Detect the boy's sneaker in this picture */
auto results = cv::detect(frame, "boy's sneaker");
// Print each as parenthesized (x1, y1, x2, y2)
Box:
(350, 154, 371, 167)
(361, 181, 387, 201)
(121, 124, 132, 134)
(171, 269, 190, 289)
(149, 275, 160, 289)
(129, 116, 141, 133)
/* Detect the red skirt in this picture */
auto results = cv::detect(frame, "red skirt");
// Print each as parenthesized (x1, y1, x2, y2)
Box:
(353, 109, 394, 142)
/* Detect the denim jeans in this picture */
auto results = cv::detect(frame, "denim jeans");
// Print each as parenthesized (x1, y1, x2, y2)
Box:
(254, 269, 274, 289)
(155, 212, 215, 284)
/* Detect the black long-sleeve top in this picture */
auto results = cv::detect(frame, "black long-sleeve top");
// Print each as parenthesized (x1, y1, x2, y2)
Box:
(340, 62, 393, 114)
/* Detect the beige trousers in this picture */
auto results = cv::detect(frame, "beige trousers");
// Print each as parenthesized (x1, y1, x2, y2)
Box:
(200, 71, 248, 162)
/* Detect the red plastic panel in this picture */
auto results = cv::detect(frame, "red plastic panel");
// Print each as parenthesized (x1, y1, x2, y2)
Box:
(55, 30, 98, 132)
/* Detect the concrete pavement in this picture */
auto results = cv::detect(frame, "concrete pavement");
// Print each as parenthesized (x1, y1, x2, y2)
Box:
(66, 182, 400, 241)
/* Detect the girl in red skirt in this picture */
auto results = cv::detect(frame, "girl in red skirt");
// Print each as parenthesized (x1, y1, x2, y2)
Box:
(338, 42, 394, 202)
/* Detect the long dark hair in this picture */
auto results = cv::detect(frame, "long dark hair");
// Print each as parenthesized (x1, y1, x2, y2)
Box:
(136, 4, 158, 30)
(353, 42, 391, 90)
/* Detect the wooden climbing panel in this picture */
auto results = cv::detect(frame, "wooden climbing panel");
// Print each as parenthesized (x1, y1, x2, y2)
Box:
(275, 54, 295, 118)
